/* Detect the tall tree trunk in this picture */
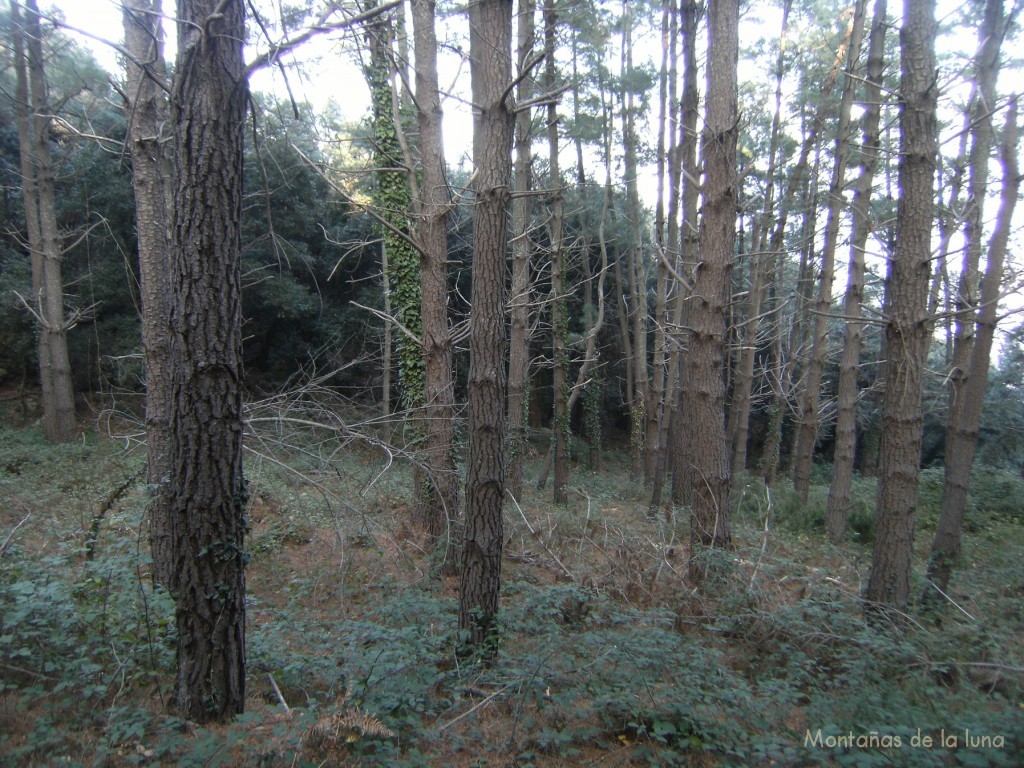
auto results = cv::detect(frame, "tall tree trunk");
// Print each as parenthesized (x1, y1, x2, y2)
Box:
(621, 0, 649, 482)
(866, 0, 938, 616)
(460, 0, 514, 649)
(10, 1, 43, 394)
(826, 0, 888, 541)
(412, 0, 458, 541)
(792, 0, 868, 500)
(505, 0, 536, 503)
(760, 22, 845, 485)
(12, 0, 76, 444)
(938, 0, 1004, 501)
(167, 0, 248, 722)
(670, 0, 701, 506)
(649, 0, 681, 514)
(928, 0, 1013, 597)
(365, 5, 427, 511)
(647, 0, 672, 497)
(728, 218, 766, 477)
(545, 0, 569, 505)
(680, 0, 737, 567)
(122, 0, 175, 586)
(729, 0, 792, 479)
(786, 153, 822, 481)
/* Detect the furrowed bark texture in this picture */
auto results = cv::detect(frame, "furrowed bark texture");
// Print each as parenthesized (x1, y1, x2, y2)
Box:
(167, 0, 248, 722)
(123, 0, 175, 586)
(680, 0, 737, 561)
(866, 0, 937, 614)
(460, 0, 514, 647)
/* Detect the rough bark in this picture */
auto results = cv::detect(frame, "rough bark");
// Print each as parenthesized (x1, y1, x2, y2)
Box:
(865, 0, 938, 616)
(826, 0, 887, 542)
(792, 0, 867, 500)
(412, 0, 458, 540)
(12, 0, 76, 444)
(122, 0, 175, 586)
(460, 0, 514, 649)
(680, 0, 737, 565)
(505, 0, 536, 503)
(166, 0, 248, 722)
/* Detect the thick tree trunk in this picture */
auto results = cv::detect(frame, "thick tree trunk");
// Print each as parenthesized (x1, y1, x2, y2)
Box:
(460, 0, 514, 649)
(791, 0, 867, 501)
(505, 0, 536, 503)
(866, 0, 938, 616)
(412, 0, 458, 541)
(680, 0, 737, 567)
(12, 0, 76, 444)
(122, 0, 175, 586)
(167, 0, 248, 722)
(826, 0, 887, 542)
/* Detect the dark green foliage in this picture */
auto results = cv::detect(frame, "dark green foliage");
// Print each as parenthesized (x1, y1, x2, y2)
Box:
(0, 253, 35, 386)
(364, 13, 424, 413)
(240, 96, 366, 387)
(978, 332, 1024, 473)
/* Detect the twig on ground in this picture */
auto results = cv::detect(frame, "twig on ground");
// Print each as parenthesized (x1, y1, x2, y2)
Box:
(436, 684, 513, 732)
(1, 514, 31, 556)
(268, 673, 292, 714)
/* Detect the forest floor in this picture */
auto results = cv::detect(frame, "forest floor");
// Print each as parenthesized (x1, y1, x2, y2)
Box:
(0, 418, 1022, 767)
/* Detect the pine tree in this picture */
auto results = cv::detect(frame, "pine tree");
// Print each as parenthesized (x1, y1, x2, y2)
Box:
(166, 0, 248, 721)
(460, 0, 515, 648)
(866, 0, 938, 615)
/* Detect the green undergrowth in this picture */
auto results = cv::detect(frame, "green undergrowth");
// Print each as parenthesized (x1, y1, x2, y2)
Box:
(1, 426, 1022, 766)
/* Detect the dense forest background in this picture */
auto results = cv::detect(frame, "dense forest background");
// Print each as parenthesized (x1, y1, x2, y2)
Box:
(0, 0, 1021, 476)
(1, 0, 1023, 765)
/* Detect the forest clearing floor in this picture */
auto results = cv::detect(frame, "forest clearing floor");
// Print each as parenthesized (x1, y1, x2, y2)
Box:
(1, 421, 1022, 767)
